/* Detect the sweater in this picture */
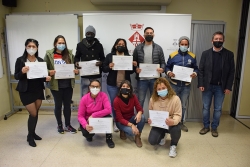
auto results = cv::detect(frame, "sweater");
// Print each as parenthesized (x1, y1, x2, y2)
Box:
(114, 95, 143, 126)
(148, 95, 182, 125)
(78, 92, 111, 128)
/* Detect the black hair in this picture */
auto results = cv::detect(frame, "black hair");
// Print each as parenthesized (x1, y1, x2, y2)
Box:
(111, 38, 129, 54)
(117, 80, 134, 98)
(88, 79, 101, 93)
(22, 38, 39, 59)
(144, 27, 154, 33)
(53, 35, 71, 64)
(212, 31, 225, 40)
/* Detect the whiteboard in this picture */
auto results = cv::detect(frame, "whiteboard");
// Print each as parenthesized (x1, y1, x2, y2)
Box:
(6, 15, 78, 74)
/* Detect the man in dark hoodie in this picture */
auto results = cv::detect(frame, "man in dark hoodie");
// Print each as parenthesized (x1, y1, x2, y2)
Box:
(74, 25, 105, 97)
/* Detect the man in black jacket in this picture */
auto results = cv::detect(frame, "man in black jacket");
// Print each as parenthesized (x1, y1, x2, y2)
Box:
(198, 31, 235, 137)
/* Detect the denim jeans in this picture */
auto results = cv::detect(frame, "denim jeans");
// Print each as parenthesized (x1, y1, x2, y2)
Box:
(202, 84, 225, 129)
(116, 115, 145, 136)
(137, 79, 156, 107)
(170, 83, 191, 122)
(81, 77, 102, 97)
(107, 85, 119, 119)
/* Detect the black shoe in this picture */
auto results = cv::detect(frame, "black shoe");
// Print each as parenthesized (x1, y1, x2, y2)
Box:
(180, 122, 188, 132)
(27, 135, 36, 147)
(211, 129, 218, 137)
(106, 136, 115, 148)
(86, 137, 93, 142)
(57, 124, 64, 134)
(199, 127, 210, 135)
(78, 126, 81, 131)
(33, 133, 42, 140)
(64, 125, 77, 134)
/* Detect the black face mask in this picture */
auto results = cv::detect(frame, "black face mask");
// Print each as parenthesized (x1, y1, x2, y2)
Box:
(120, 88, 130, 95)
(145, 35, 153, 42)
(86, 35, 95, 43)
(117, 46, 125, 53)
(213, 41, 223, 48)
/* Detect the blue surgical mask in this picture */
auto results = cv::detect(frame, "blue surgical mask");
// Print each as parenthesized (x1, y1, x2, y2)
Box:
(57, 44, 66, 51)
(157, 89, 168, 97)
(180, 46, 188, 52)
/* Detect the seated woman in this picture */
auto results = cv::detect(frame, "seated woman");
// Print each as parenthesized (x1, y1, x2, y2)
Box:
(114, 80, 145, 148)
(148, 77, 182, 158)
(78, 80, 115, 148)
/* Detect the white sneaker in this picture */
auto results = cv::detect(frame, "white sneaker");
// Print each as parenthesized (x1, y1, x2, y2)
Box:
(169, 145, 177, 158)
(113, 123, 119, 132)
(159, 134, 167, 146)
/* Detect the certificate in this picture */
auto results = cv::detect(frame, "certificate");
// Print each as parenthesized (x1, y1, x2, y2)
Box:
(25, 62, 47, 79)
(171, 65, 194, 82)
(149, 110, 169, 129)
(89, 118, 113, 134)
(112, 55, 133, 70)
(79, 60, 99, 76)
(54, 64, 75, 79)
(139, 63, 160, 78)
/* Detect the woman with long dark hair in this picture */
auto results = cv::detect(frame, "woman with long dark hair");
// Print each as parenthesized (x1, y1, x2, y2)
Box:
(44, 35, 79, 134)
(14, 38, 51, 147)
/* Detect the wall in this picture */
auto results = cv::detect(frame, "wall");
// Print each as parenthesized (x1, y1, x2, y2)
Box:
(0, 5, 11, 119)
(8, 0, 242, 113)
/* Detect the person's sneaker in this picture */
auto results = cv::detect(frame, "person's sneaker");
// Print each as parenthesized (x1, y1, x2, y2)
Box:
(106, 138, 115, 148)
(78, 126, 81, 131)
(159, 134, 167, 146)
(169, 145, 177, 158)
(57, 124, 64, 134)
(86, 137, 93, 142)
(199, 127, 210, 135)
(211, 129, 218, 137)
(113, 123, 119, 132)
(180, 122, 188, 132)
(64, 125, 77, 134)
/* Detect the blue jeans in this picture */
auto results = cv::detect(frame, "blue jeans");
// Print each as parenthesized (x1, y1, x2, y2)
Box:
(202, 84, 225, 129)
(107, 85, 119, 119)
(137, 79, 156, 107)
(170, 83, 191, 122)
(81, 77, 102, 97)
(116, 115, 145, 136)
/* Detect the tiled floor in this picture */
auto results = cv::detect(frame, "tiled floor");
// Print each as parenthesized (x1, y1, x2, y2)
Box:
(0, 111, 250, 167)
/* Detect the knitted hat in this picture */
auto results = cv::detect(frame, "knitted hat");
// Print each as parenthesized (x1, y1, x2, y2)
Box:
(179, 36, 190, 45)
(85, 25, 96, 36)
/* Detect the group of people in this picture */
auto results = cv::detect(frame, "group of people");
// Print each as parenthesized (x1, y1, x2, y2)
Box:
(14, 25, 235, 158)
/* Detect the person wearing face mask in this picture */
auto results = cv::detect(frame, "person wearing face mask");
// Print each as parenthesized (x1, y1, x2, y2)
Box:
(133, 27, 166, 109)
(103, 38, 137, 132)
(14, 39, 51, 147)
(198, 31, 235, 137)
(166, 36, 198, 132)
(114, 80, 145, 148)
(44, 35, 79, 134)
(148, 77, 182, 158)
(78, 80, 115, 148)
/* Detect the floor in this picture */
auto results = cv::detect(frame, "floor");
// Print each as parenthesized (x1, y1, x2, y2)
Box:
(237, 118, 250, 129)
(0, 112, 250, 167)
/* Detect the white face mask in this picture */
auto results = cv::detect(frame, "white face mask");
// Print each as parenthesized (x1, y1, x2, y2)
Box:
(26, 48, 37, 56)
(90, 88, 100, 95)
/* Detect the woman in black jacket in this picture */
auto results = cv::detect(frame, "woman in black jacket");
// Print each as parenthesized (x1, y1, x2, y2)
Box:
(103, 38, 137, 132)
(14, 38, 51, 147)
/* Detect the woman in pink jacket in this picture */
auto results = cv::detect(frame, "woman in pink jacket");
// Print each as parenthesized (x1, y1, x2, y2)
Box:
(78, 80, 115, 148)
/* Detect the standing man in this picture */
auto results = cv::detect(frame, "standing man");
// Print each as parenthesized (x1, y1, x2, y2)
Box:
(133, 27, 165, 108)
(198, 31, 235, 137)
(166, 36, 198, 132)
(74, 25, 105, 131)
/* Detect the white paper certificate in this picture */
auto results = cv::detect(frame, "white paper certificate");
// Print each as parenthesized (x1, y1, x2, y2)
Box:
(25, 62, 47, 79)
(89, 118, 113, 134)
(112, 55, 133, 70)
(79, 60, 99, 76)
(171, 65, 194, 82)
(149, 110, 169, 129)
(139, 63, 160, 78)
(54, 64, 75, 79)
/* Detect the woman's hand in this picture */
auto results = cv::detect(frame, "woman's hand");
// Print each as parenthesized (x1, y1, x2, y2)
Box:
(22, 66, 29, 74)
(136, 68, 141, 73)
(74, 69, 79, 75)
(148, 118, 152, 125)
(168, 72, 175, 77)
(133, 61, 137, 67)
(49, 70, 56, 76)
(135, 112, 142, 123)
(190, 72, 197, 78)
(157, 68, 164, 73)
(86, 125, 93, 132)
(46, 76, 51, 81)
(109, 63, 114, 69)
(165, 118, 174, 126)
(131, 125, 139, 135)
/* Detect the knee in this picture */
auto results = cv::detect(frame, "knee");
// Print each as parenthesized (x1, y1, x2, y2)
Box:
(148, 136, 158, 145)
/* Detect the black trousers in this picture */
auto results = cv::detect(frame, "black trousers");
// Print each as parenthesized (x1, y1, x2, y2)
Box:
(51, 87, 73, 126)
(148, 123, 181, 146)
(80, 115, 112, 139)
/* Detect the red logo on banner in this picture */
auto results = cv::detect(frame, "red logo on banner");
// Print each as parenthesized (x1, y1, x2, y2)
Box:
(129, 23, 145, 47)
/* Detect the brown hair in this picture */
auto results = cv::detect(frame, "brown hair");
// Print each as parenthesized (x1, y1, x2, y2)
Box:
(117, 80, 134, 98)
(212, 31, 225, 40)
(53, 35, 71, 64)
(151, 77, 176, 102)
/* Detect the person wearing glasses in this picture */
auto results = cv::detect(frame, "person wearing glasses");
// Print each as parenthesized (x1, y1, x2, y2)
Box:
(166, 36, 199, 132)
(103, 38, 137, 132)
(14, 39, 51, 147)
(78, 80, 115, 148)
(133, 27, 166, 109)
